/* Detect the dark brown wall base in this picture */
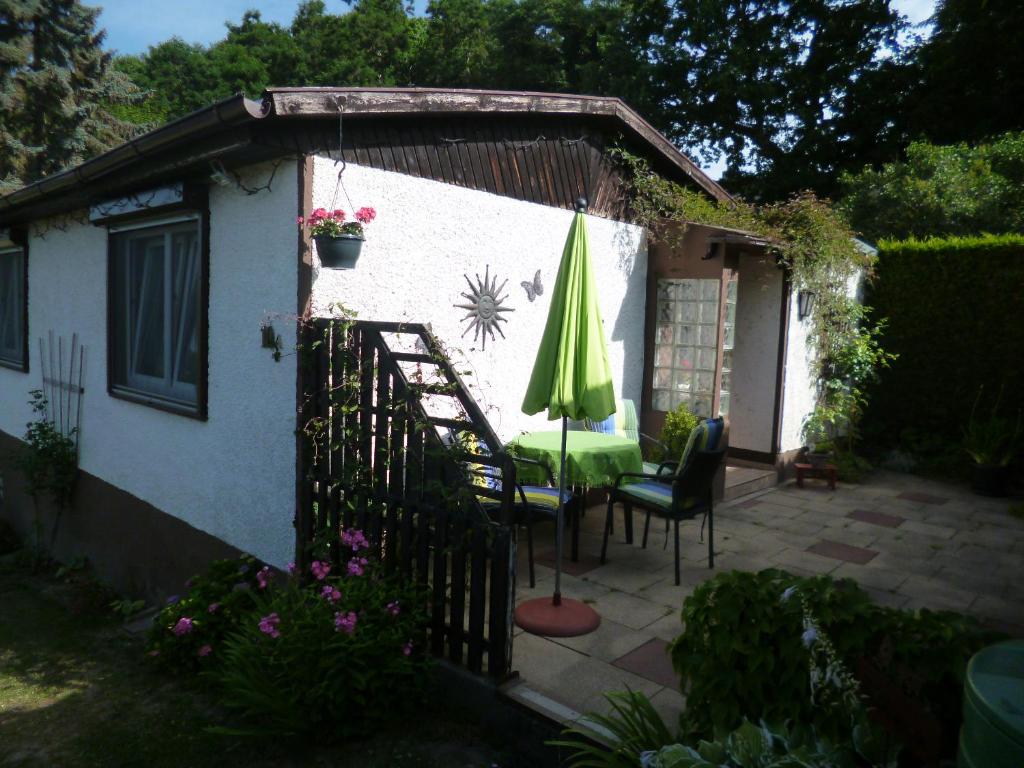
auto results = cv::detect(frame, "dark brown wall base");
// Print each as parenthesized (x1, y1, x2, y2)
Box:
(0, 429, 240, 604)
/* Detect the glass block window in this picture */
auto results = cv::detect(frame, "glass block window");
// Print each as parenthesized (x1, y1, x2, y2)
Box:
(719, 276, 737, 417)
(652, 278, 720, 417)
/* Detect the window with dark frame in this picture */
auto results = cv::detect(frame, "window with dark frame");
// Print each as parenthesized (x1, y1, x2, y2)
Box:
(0, 245, 26, 370)
(109, 216, 203, 414)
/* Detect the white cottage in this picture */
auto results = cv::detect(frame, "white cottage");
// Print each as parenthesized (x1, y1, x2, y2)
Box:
(0, 88, 820, 598)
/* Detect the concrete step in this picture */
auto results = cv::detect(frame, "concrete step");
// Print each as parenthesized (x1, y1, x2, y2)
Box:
(724, 465, 778, 500)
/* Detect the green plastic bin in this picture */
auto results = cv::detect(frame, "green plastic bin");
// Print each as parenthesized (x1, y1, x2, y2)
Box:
(958, 640, 1024, 768)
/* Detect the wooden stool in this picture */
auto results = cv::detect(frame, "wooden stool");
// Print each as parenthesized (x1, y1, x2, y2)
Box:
(795, 462, 837, 491)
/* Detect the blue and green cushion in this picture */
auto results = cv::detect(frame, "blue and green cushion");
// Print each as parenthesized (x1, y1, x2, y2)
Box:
(617, 480, 672, 510)
(480, 484, 572, 515)
(585, 398, 640, 443)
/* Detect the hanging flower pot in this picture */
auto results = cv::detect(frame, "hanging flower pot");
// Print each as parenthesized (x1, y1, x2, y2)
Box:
(314, 233, 364, 269)
(298, 205, 377, 270)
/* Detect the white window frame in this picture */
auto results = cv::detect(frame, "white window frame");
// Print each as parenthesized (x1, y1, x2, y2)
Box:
(109, 214, 204, 414)
(0, 245, 26, 371)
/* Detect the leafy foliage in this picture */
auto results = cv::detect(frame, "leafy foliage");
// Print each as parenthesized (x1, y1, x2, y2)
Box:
(210, 556, 431, 740)
(668, 568, 999, 760)
(863, 235, 1024, 474)
(146, 555, 264, 674)
(963, 386, 1022, 467)
(840, 133, 1024, 242)
(660, 404, 699, 463)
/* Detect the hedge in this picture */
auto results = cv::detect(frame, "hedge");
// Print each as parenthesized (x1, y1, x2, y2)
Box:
(863, 234, 1024, 471)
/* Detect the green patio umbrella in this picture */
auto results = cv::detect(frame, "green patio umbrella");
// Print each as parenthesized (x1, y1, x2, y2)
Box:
(516, 198, 614, 636)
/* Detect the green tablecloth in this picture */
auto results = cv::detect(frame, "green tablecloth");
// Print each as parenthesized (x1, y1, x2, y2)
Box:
(509, 430, 643, 487)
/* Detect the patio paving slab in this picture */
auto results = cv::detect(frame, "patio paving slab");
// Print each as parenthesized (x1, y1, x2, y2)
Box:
(648, 687, 687, 731)
(549, 616, 658, 663)
(897, 491, 950, 505)
(899, 519, 958, 540)
(534, 548, 603, 577)
(612, 638, 679, 690)
(588, 589, 674, 631)
(806, 539, 879, 565)
(848, 509, 904, 528)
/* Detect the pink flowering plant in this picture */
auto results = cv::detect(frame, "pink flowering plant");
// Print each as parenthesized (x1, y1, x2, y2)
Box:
(208, 528, 430, 740)
(146, 555, 267, 673)
(298, 206, 377, 239)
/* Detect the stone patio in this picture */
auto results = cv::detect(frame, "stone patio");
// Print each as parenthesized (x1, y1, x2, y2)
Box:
(504, 469, 1024, 730)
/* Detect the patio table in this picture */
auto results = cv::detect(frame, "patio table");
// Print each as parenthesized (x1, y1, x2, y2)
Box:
(509, 430, 643, 488)
(508, 431, 643, 563)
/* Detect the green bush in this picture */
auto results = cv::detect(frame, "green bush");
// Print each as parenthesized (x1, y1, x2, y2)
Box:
(670, 569, 876, 741)
(211, 553, 431, 740)
(661, 405, 700, 461)
(864, 235, 1024, 476)
(669, 569, 998, 752)
(146, 555, 264, 673)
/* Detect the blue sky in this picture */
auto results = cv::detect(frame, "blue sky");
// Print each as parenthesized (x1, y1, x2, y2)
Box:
(98, 0, 937, 56)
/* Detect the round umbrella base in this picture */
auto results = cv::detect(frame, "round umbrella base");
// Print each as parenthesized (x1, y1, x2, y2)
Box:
(515, 596, 601, 637)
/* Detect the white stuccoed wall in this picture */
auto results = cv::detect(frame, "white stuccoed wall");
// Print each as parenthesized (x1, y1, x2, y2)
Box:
(310, 158, 648, 441)
(0, 161, 298, 567)
(730, 255, 783, 454)
(778, 271, 864, 453)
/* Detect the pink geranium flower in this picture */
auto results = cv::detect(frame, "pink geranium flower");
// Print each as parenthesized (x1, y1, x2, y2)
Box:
(256, 566, 272, 589)
(172, 617, 194, 636)
(334, 611, 358, 635)
(402, 640, 414, 656)
(346, 557, 368, 577)
(311, 560, 331, 581)
(340, 528, 369, 552)
(197, 644, 213, 657)
(387, 600, 400, 617)
(287, 561, 298, 576)
(321, 585, 342, 603)
(355, 206, 376, 224)
(207, 602, 220, 614)
(258, 612, 281, 639)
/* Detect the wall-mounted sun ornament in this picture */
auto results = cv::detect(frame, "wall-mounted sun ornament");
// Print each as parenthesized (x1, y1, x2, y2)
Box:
(454, 265, 515, 349)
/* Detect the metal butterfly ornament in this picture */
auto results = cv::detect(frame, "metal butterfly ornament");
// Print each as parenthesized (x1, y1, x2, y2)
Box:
(521, 269, 543, 302)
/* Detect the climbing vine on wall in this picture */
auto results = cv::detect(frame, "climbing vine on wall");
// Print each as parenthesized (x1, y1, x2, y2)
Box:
(612, 149, 893, 454)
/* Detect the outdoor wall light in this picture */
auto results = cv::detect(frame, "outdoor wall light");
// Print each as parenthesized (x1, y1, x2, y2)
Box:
(798, 289, 816, 320)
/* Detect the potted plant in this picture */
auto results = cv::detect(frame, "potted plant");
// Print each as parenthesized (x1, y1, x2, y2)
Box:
(801, 406, 837, 468)
(963, 387, 1021, 496)
(299, 206, 377, 269)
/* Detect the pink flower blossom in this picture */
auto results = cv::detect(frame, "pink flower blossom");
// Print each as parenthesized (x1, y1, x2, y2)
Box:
(311, 560, 331, 581)
(172, 617, 194, 636)
(387, 600, 401, 617)
(334, 611, 358, 634)
(310, 207, 328, 219)
(320, 585, 342, 603)
(355, 206, 376, 224)
(207, 602, 220, 614)
(258, 612, 281, 639)
(256, 566, 272, 589)
(346, 557, 368, 577)
(340, 528, 369, 552)
(197, 644, 213, 657)
(402, 640, 414, 656)
(296, 216, 304, 225)
(332, 209, 346, 221)
(287, 561, 298, 576)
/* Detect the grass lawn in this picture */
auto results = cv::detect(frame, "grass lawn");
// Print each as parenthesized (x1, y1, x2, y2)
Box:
(0, 557, 508, 768)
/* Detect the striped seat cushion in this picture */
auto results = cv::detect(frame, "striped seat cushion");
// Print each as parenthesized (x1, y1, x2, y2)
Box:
(481, 485, 571, 513)
(585, 399, 640, 443)
(618, 481, 672, 510)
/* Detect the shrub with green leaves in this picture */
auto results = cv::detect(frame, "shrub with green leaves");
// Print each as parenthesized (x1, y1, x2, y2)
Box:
(210, 550, 431, 741)
(146, 555, 264, 673)
(661, 405, 700, 461)
(670, 569, 876, 741)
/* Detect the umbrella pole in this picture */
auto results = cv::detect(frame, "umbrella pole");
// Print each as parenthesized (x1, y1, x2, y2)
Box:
(553, 416, 568, 607)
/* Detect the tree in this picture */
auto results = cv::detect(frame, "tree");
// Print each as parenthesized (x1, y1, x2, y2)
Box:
(0, 0, 141, 191)
(839, 133, 1024, 241)
(638, 0, 906, 202)
(903, 0, 1024, 147)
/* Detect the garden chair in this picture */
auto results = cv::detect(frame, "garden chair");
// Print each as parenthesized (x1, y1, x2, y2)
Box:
(584, 398, 669, 475)
(446, 431, 578, 589)
(601, 418, 725, 585)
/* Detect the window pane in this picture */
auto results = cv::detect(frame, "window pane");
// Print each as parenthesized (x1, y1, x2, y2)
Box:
(0, 251, 22, 363)
(129, 236, 165, 379)
(171, 232, 199, 387)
